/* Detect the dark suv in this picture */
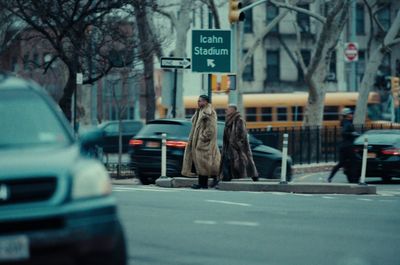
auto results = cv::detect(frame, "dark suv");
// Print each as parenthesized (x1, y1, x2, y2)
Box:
(0, 75, 126, 265)
(129, 119, 292, 185)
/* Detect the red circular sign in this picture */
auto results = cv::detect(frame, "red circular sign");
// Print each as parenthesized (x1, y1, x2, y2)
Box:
(345, 43, 358, 62)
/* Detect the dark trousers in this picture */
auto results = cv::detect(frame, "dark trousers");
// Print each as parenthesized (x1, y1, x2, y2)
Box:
(328, 145, 352, 181)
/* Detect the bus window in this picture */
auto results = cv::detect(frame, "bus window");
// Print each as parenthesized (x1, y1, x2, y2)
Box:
(291, 106, 303, 121)
(367, 104, 381, 120)
(246, 107, 257, 122)
(261, 107, 272, 121)
(216, 109, 226, 121)
(277, 107, 287, 121)
(185, 108, 196, 119)
(324, 106, 339, 121)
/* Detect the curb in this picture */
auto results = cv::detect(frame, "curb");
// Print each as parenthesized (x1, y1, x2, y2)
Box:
(155, 177, 376, 195)
(111, 178, 139, 185)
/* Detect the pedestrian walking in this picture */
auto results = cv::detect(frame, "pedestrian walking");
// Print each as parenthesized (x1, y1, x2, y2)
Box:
(181, 95, 221, 189)
(219, 104, 258, 182)
(327, 108, 358, 182)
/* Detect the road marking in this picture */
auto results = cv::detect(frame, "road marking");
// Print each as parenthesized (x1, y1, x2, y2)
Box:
(194, 220, 217, 225)
(205, 200, 251, 207)
(113, 187, 178, 192)
(294, 194, 314, 197)
(357, 198, 373, 202)
(224, 221, 259, 227)
(322, 196, 336, 199)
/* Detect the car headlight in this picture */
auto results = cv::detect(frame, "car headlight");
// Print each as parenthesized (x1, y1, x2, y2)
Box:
(71, 162, 112, 200)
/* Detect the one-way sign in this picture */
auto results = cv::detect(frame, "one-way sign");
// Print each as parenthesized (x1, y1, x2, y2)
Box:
(160, 57, 191, 69)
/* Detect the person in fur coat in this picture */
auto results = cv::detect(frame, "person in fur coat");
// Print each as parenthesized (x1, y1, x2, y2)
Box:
(219, 105, 258, 181)
(181, 95, 221, 189)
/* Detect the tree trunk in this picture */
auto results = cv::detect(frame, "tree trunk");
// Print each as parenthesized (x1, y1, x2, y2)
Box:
(173, 0, 194, 119)
(134, 1, 156, 122)
(59, 70, 76, 122)
(353, 48, 384, 125)
(303, 0, 350, 127)
(354, 9, 400, 125)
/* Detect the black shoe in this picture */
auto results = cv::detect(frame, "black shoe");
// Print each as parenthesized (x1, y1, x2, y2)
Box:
(252, 177, 259, 182)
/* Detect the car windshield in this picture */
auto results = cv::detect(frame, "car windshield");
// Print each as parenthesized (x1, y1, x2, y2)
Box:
(0, 90, 70, 148)
(136, 122, 191, 138)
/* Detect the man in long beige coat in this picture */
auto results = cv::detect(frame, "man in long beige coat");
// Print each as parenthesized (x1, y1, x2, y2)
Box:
(181, 95, 221, 189)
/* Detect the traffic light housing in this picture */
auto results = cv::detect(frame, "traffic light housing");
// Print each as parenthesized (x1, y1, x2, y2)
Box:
(228, 0, 245, 24)
(391, 76, 400, 92)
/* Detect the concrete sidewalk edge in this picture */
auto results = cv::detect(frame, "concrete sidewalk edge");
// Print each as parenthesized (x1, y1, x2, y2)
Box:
(156, 177, 376, 195)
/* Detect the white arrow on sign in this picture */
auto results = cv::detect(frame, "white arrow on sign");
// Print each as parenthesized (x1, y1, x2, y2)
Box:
(207, 59, 216, 68)
(160, 57, 191, 69)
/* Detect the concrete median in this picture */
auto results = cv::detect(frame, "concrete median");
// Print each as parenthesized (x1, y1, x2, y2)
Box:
(155, 177, 376, 195)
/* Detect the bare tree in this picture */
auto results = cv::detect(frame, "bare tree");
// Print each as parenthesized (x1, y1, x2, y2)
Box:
(0, 0, 140, 122)
(237, 0, 350, 127)
(353, 7, 400, 125)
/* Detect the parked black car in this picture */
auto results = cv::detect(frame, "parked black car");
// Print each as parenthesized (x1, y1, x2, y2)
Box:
(129, 119, 292, 185)
(345, 130, 400, 183)
(97, 120, 143, 153)
(0, 75, 126, 265)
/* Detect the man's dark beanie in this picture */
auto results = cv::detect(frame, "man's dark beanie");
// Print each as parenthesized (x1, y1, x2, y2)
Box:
(199, 94, 210, 103)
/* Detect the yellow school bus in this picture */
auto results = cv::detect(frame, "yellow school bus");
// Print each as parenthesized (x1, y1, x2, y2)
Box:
(158, 92, 383, 128)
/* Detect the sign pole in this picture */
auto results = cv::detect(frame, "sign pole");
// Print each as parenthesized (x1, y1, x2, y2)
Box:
(172, 69, 177, 118)
(208, 10, 213, 103)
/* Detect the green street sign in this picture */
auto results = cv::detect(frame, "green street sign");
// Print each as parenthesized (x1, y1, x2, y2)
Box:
(191, 29, 231, 73)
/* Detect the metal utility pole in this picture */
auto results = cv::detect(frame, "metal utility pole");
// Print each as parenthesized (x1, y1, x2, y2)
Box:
(208, 10, 213, 103)
(349, 0, 357, 91)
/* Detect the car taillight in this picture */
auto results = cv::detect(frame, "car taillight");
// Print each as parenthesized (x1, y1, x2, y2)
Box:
(166, 141, 187, 148)
(381, 148, 400, 155)
(129, 139, 143, 146)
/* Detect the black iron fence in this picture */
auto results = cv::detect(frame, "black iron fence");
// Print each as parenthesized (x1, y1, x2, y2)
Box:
(249, 123, 400, 165)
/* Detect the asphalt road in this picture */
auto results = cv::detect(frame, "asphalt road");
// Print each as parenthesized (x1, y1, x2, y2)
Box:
(113, 181, 400, 265)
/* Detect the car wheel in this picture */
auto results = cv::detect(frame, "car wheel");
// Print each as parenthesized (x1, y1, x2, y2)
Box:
(381, 176, 392, 183)
(269, 163, 292, 182)
(136, 170, 155, 185)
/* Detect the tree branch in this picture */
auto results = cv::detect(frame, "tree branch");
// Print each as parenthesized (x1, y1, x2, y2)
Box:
(270, 0, 326, 24)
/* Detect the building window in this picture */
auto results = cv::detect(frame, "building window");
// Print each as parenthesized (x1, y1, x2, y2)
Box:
(291, 106, 303, 121)
(185, 108, 196, 119)
(298, 50, 311, 82)
(32, 53, 40, 67)
(266, 50, 280, 82)
(245, 107, 257, 122)
(379, 53, 391, 76)
(242, 49, 254, 81)
(356, 50, 365, 85)
(327, 51, 337, 81)
(324, 106, 339, 121)
(23, 53, 30, 70)
(261, 107, 272, 121)
(266, 3, 279, 33)
(11, 56, 18, 72)
(356, 4, 365, 35)
(297, 4, 310, 33)
(244, 9, 253, 33)
(277, 107, 287, 121)
(216, 109, 226, 121)
(377, 5, 390, 31)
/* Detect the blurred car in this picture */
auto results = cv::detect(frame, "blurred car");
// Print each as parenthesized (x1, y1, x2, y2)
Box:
(129, 119, 292, 185)
(344, 130, 400, 183)
(0, 75, 126, 265)
(97, 120, 143, 154)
